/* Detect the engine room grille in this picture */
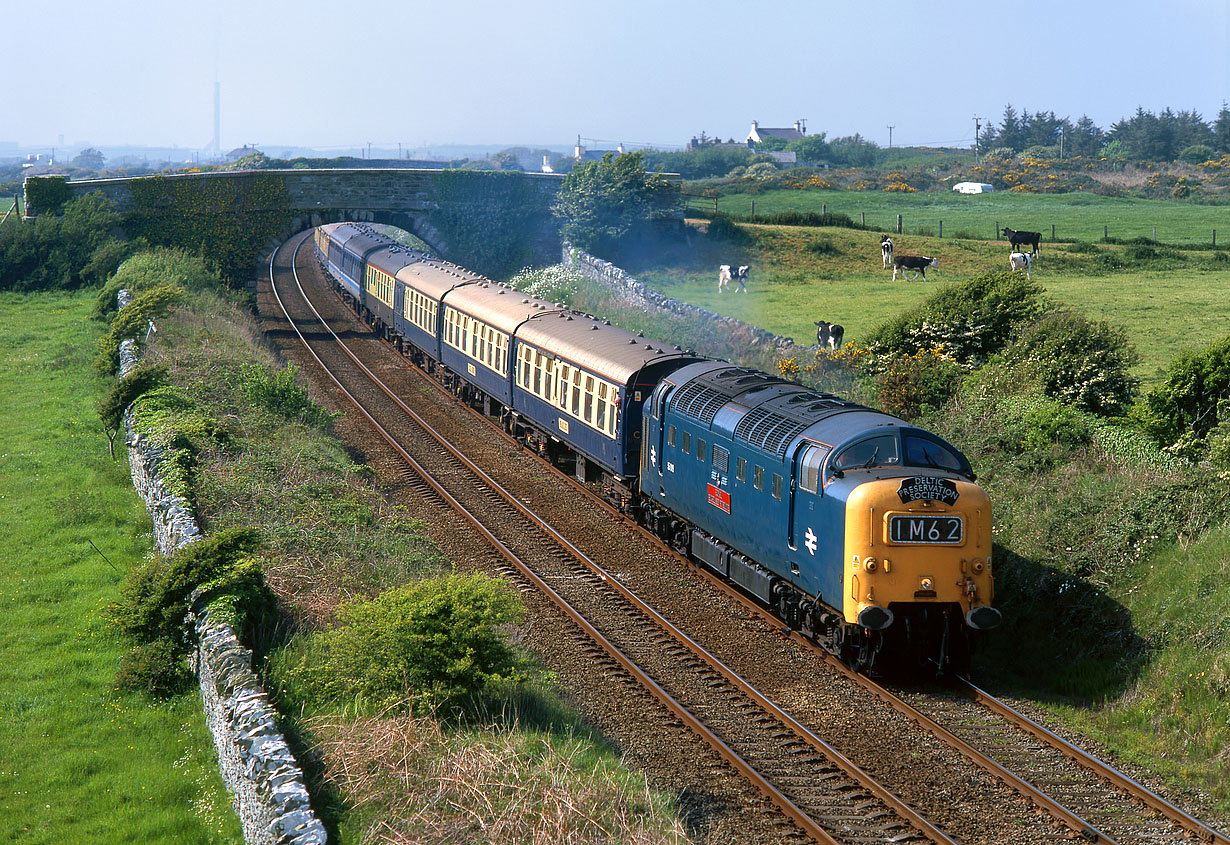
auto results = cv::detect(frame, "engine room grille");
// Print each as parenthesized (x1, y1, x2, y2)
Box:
(671, 381, 730, 425)
(734, 408, 811, 458)
(712, 444, 730, 473)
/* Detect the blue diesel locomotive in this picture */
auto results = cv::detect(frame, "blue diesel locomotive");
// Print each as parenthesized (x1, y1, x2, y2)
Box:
(314, 222, 1000, 672)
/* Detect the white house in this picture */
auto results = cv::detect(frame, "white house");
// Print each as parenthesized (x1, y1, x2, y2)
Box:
(952, 182, 994, 194)
(746, 120, 807, 144)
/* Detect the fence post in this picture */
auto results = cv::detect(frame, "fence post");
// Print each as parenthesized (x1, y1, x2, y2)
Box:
(896, 214, 902, 235)
(939, 220, 943, 238)
(1104, 225, 1108, 241)
(861, 211, 865, 227)
(1051, 223, 1055, 242)
(995, 220, 999, 241)
(1153, 226, 1157, 242)
(1214, 229, 1217, 247)
(822, 203, 827, 215)
(750, 200, 754, 216)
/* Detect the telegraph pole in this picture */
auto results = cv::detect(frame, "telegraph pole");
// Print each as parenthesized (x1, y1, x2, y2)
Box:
(886, 125, 894, 148)
(973, 116, 982, 163)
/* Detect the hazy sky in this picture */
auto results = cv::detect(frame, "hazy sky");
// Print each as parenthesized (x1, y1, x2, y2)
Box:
(7, 0, 1228, 155)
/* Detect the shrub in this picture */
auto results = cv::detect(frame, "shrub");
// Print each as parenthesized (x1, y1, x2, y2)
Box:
(508, 264, 583, 305)
(1139, 334, 1230, 452)
(115, 527, 266, 649)
(94, 248, 218, 319)
(241, 362, 335, 428)
(875, 349, 963, 419)
(289, 573, 527, 713)
(1018, 402, 1093, 451)
(115, 638, 193, 698)
(863, 270, 1048, 369)
(803, 238, 839, 257)
(996, 311, 1140, 416)
(97, 362, 167, 457)
(94, 283, 185, 375)
(705, 215, 750, 245)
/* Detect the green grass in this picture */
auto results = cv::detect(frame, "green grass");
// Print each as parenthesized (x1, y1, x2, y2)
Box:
(711, 188, 1229, 245)
(626, 223, 1230, 385)
(1041, 524, 1230, 810)
(0, 291, 241, 843)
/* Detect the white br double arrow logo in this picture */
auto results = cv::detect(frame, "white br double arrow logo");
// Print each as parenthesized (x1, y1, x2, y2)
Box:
(804, 527, 817, 555)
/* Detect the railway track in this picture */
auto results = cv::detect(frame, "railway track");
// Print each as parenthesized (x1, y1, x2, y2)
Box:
(266, 232, 956, 844)
(264, 230, 1229, 845)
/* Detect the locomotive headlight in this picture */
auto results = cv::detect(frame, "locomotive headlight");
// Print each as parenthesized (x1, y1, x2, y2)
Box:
(864, 557, 877, 572)
(972, 560, 985, 573)
(919, 576, 934, 591)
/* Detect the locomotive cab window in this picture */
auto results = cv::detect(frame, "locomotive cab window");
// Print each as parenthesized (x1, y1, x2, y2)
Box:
(904, 435, 964, 472)
(833, 435, 900, 472)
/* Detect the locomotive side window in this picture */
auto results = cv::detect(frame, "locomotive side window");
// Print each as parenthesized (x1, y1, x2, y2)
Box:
(736, 457, 747, 482)
(754, 465, 764, 491)
(798, 444, 830, 494)
(697, 439, 706, 463)
(772, 473, 783, 500)
(668, 425, 676, 447)
(833, 435, 900, 471)
(681, 431, 691, 455)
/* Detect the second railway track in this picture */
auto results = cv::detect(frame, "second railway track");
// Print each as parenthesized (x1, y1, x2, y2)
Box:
(259, 230, 1229, 845)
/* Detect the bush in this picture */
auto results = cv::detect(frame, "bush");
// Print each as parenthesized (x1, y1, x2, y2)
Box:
(115, 638, 194, 698)
(94, 248, 219, 319)
(241, 362, 335, 427)
(115, 527, 266, 649)
(0, 192, 121, 291)
(288, 573, 527, 713)
(863, 270, 1049, 369)
(94, 283, 185, 375)
(1018, 402, 1093, 451)
(803, 238, 840, 257)
(1139, 334, 1230, 452)
(996, 311, 1140, 416)
(874, 349, 963, 419)
(508, 265, 583, 305)
(705, 215, 750, 245)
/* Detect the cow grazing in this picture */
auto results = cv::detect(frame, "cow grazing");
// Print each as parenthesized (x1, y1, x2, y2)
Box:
(880, 235, 894, 269)
(892, 255, 938, 281)
(1002, 227, 1041, 256)
(718, 264, 749, 293)
(815, 320, 845, 350)
(1009, 251, 1033, 279)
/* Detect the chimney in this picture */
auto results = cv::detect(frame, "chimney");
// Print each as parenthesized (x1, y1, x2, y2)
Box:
(617, 142, 625, 154)
(574, 133, 585, 159)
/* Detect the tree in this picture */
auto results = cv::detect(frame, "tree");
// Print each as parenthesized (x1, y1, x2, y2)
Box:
(72, 147, 105, 170)
(1069, 115, 1105, 158)
(788, 132, 830, 162)
(1214, 102, 1230, 153)
(551, 151, 678, 260)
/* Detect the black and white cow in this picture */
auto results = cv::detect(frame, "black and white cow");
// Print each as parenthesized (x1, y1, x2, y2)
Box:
(1002, 227, 1041, 256)
(718, 264, 749, 293)
(880, 235, 894, 269)
(815, 320, 845, 350)
(892, 255, 938, 281)
(1009, 251, 1033, 279)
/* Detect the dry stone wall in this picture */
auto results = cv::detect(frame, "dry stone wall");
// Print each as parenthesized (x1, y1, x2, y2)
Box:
(117, 293, 325, 845)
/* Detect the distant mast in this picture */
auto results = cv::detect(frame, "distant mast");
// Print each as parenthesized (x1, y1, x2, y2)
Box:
(211, 82, 221, 160)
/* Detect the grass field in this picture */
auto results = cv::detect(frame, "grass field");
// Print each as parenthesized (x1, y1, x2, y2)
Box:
(627, 222, 1230, 384)
(708, 188, 1230, 246)
(0, 291, 240, 843)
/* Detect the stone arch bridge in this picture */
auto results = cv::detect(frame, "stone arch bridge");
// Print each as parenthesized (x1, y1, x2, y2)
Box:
(26, 168, 566, 263)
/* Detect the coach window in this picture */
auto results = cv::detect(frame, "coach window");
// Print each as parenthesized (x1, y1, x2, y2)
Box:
(596, 383, 607, 431)
(668, 424, 676, 447)
(532, 352, 543, 394)
(681, 431, 691, 455)
(697, 439, 706, 463)
(572, 370, 582, 416)
(772, 473, 783, 501)
(557, 365, 571, 411)
(736, 457, 747, 482)
(543, 359, 554, 401)
(584, 376, 595, 424)
(754, 465, 764, 491)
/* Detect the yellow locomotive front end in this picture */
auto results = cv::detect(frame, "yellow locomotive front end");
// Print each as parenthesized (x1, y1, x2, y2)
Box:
(843, 475, 999, 672)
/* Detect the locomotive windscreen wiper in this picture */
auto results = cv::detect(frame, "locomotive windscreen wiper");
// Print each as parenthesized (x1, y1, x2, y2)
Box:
(860, 447, 879, 469)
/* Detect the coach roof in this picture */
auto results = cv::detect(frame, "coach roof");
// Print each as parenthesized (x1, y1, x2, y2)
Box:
(443, 282, 564, 335)
(517, 310, 695, 385)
